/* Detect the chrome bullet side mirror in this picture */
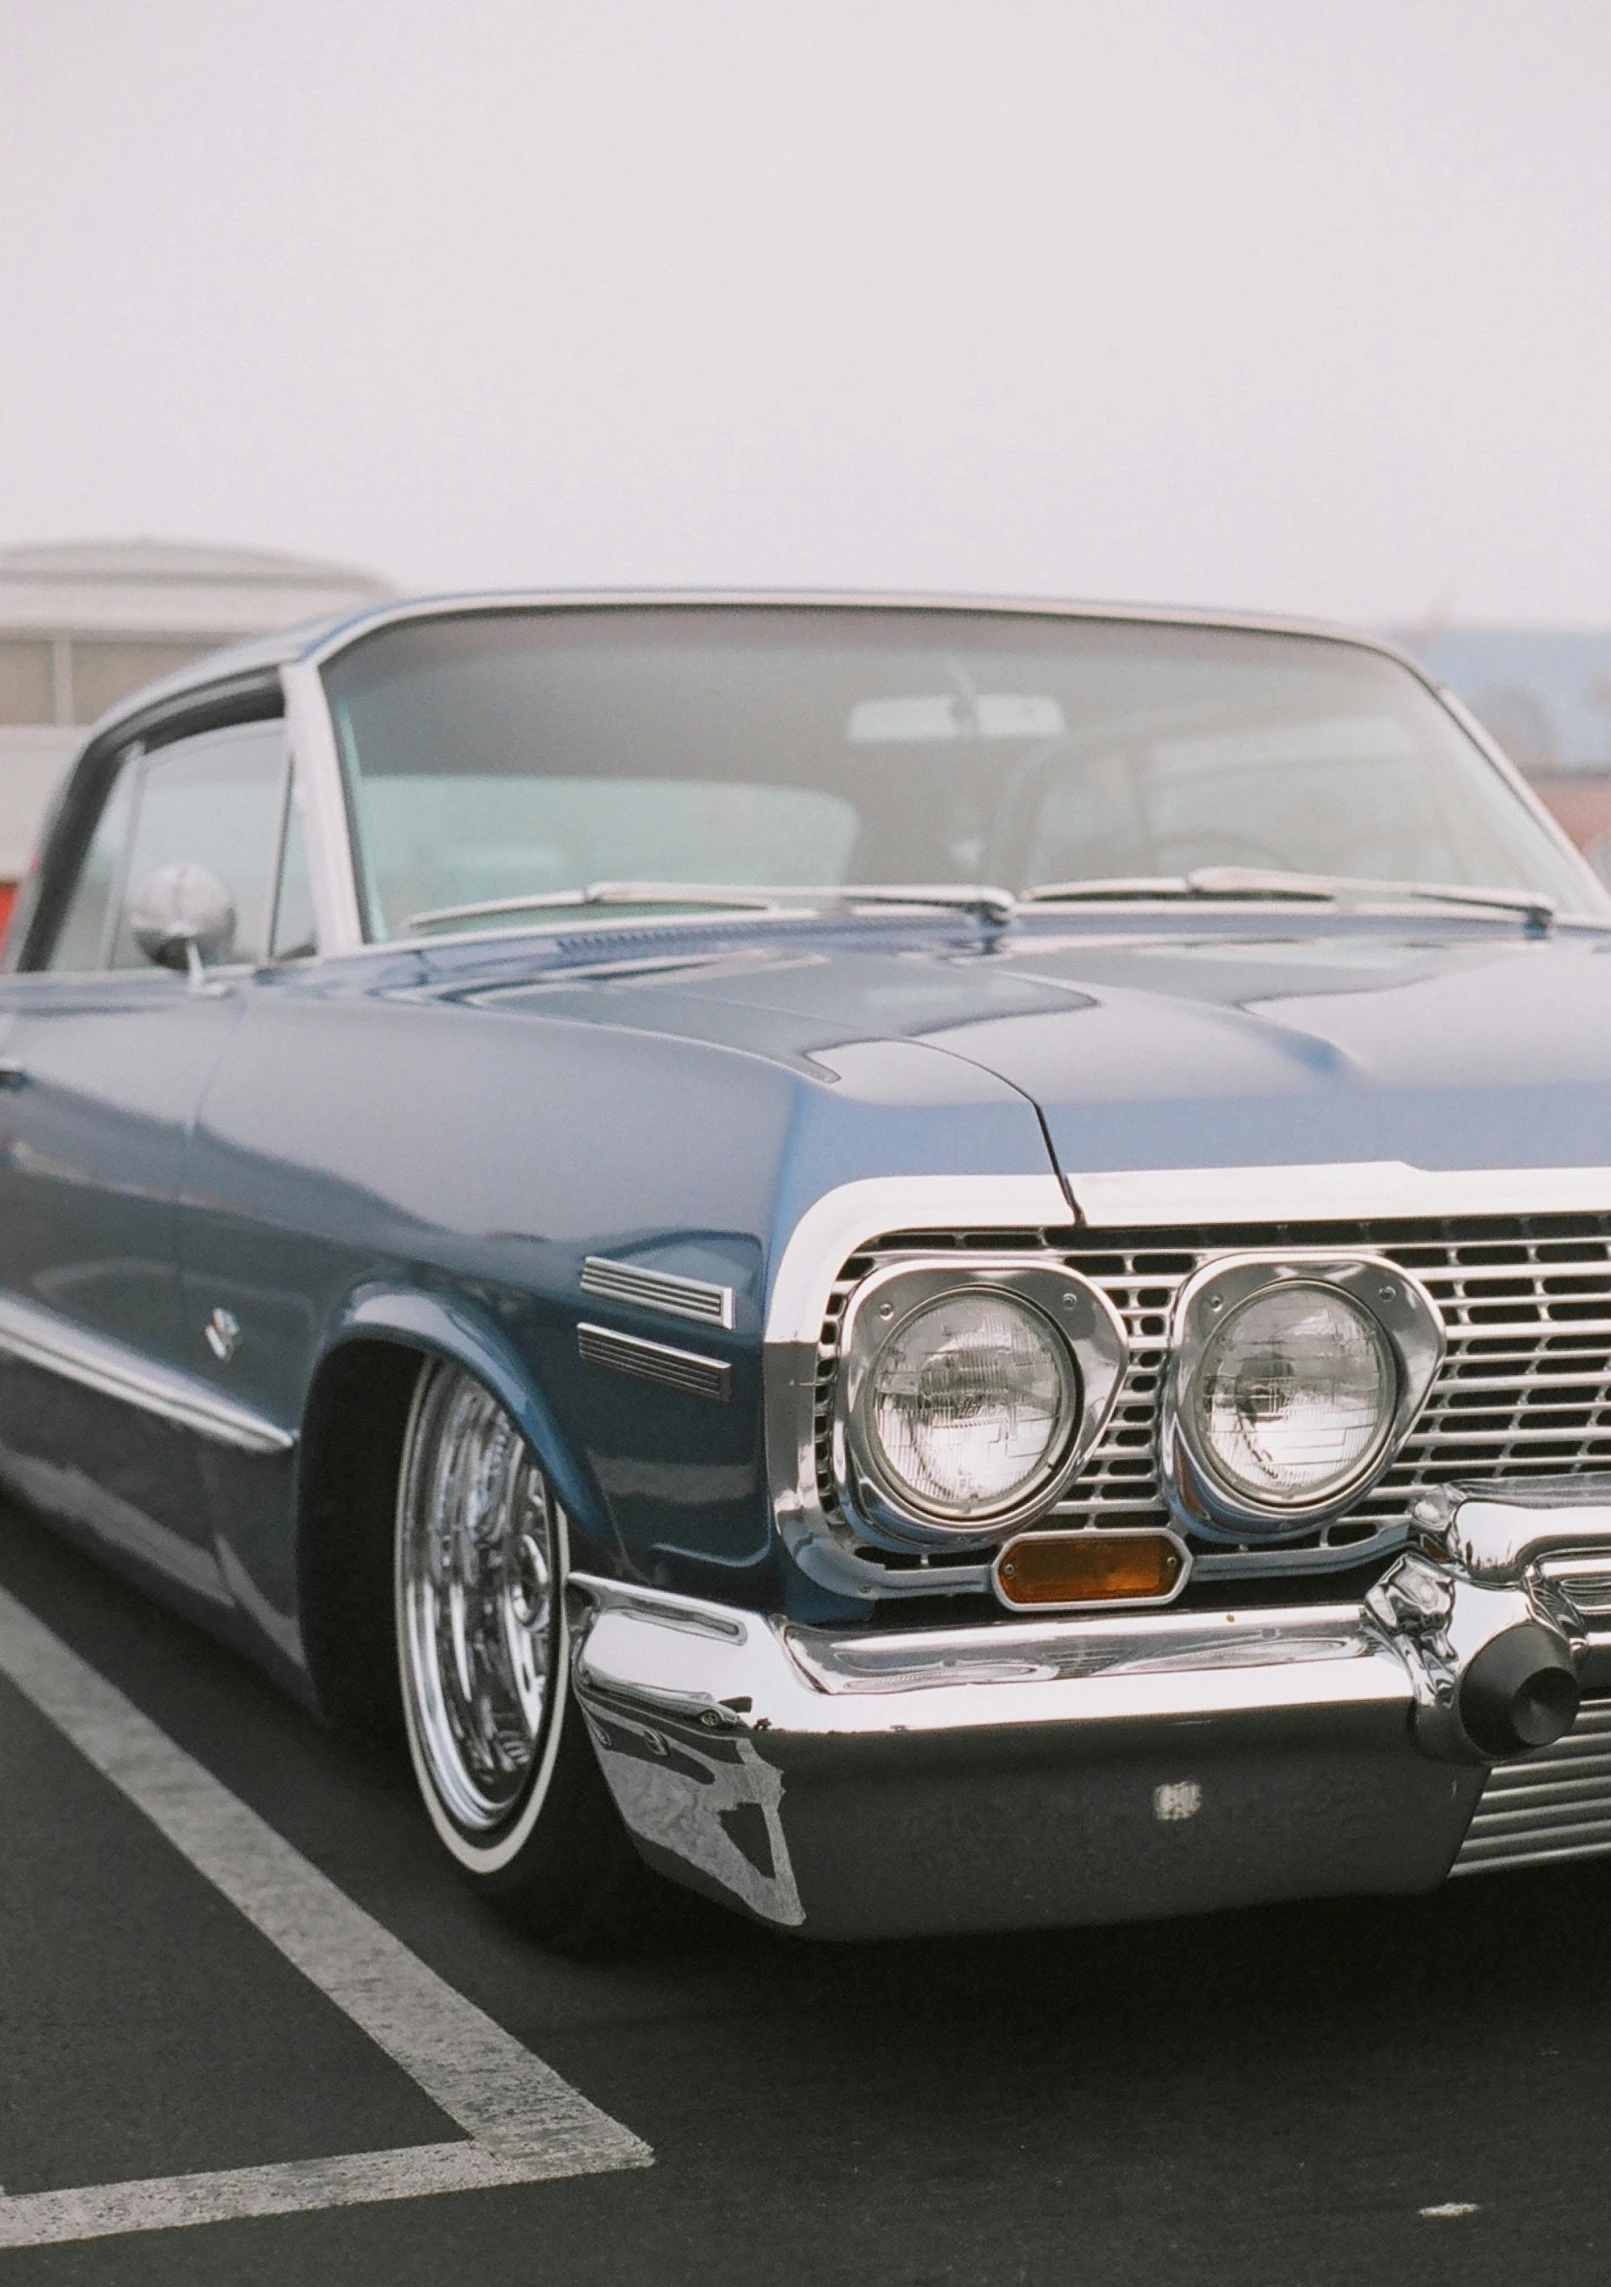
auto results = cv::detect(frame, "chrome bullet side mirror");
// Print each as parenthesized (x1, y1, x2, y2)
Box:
(130, 863, 237, 986)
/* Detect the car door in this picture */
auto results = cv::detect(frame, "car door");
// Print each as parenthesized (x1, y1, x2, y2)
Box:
(0, 706, 289, 1606)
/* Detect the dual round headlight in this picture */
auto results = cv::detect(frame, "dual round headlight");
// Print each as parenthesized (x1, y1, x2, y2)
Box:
(861, 1289, 1080, 1523)
(837, 1253, 1437, 1549)
(1189, 1280, 1396, 1510)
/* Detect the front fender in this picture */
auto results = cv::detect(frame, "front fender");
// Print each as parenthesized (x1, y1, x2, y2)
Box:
(322, 1282, 624, 1568)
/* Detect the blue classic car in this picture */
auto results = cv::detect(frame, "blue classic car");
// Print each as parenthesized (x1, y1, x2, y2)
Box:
(7, 593, 1611, 1943)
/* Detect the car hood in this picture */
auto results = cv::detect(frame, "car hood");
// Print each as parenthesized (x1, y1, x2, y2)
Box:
(916, 926, 1611, 1186)
(414, 915, 1611, 1190)
(478, 919, 1611, 1188)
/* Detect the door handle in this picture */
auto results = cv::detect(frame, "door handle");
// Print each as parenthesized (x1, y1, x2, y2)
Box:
(0, 1059, 28, 1089)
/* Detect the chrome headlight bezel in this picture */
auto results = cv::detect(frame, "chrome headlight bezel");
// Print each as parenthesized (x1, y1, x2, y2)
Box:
(833, 1258, 1129, 1550)
(1161, 1251, 1445, 1541)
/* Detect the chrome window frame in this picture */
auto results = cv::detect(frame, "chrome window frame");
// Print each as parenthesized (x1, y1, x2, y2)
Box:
(279, 659, 365, 956)
(1159, 1251, 1445, 1542)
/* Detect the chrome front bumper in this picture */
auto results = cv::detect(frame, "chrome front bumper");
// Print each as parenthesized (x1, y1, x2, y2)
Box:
(569, 1483, 1611, 1939)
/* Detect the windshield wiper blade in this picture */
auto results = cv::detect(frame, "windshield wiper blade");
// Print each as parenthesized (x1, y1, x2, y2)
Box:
(406, 882, 787, 930)
(1358, 878, 1557, 927)
(819, 883, 1018, 924)
(408, 881, 1020, 932)
(1024, 867, 1560, 929)
(1023, 870, 1339, 905)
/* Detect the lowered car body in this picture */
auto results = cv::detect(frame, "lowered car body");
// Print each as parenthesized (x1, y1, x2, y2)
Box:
(5, 593, 1611, 1936)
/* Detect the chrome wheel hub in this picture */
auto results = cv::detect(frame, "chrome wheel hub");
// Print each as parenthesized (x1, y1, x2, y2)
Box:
(397, 1362, 558, 1833)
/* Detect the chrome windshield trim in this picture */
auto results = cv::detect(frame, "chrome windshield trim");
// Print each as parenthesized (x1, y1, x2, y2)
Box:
(279, 659, 364, 956)
(1432, 680, 1608, 905)
(252, 589, 1607, 958)
(1067, 1161, 1611, 1230)
(0, 1293, 294, 1455)
(49, 590, 1450, 751)
(291, 586, 1449, 677)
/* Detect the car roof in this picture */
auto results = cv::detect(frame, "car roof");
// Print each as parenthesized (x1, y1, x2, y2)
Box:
(83, 588, 1432, 748)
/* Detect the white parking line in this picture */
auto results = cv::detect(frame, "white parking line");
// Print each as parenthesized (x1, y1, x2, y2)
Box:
(0, 1584, 652, 2249)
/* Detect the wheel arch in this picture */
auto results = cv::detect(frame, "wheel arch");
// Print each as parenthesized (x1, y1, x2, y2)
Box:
(295, 1282, 616, 1734)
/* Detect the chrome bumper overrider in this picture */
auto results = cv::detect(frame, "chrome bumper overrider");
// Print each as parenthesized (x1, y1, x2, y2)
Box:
(569, 1481, 1611, 1938)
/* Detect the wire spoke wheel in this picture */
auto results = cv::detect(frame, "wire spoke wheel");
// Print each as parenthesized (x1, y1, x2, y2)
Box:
(396, 1360, 560, 1838)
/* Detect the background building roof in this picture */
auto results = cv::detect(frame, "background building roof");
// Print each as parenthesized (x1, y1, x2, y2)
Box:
(0, 537, 394, 636)
(0, 537, 396, 879)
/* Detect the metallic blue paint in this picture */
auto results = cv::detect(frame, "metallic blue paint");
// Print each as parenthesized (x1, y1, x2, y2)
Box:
(168, 928, 1057, 1636)
(6, 854, 1611, 1692)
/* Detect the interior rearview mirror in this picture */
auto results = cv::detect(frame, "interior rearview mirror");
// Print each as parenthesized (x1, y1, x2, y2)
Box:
(129, 863, 237, 981)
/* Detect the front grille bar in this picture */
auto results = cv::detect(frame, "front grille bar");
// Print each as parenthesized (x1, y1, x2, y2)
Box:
(815, 1213, 1611, 1584)
(1452, 1698, 1611, 1875)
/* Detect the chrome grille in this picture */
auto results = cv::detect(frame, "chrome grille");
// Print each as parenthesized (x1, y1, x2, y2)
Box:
(815, 1214, 1611, 1573)
(1452, 1698, 1611, 1875)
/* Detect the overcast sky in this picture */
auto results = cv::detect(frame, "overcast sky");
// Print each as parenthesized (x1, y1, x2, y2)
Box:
(3, 1, 1609, 626)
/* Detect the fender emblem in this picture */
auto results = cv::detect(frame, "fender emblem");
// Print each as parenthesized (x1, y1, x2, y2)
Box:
(204, 1307, 242, 1364)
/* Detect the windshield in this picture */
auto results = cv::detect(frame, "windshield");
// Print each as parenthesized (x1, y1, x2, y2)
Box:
(321, 606, 1607, 938)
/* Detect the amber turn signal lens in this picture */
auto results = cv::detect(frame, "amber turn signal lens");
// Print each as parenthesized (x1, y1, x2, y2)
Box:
(993, 1529, 1185, 1610)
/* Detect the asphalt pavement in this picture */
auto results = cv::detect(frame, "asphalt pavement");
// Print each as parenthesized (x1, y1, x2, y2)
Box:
(0, 1499, 1608, 2287)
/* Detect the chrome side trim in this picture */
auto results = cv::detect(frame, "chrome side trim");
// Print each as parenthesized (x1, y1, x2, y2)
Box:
(576, 1322, 731, 1403)
(279, 660, 364, 956)
(1067, 1161, 1611, 1230)
(580, 1257, 735, 1330)
(0, 1293, 294, 1455)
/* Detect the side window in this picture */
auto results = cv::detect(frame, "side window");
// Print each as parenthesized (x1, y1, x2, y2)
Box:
(46, 719, 289, 974)
(47, 758, 139, 971)
(111, 721, 287, 969)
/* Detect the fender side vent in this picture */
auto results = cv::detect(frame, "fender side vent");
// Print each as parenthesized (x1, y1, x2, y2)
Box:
(578, 1322, 731, 1402)
(580, 1256, 735, 1328)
